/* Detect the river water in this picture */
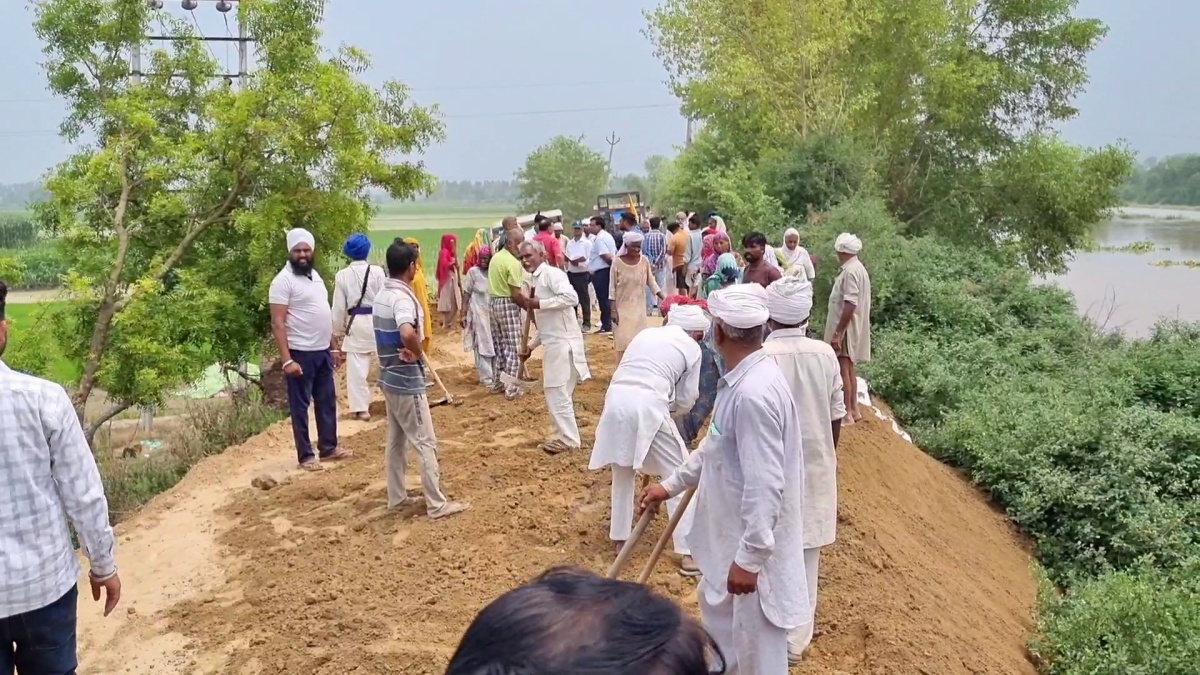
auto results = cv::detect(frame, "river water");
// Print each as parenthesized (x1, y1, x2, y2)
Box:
(1046, 207, 1200, 337)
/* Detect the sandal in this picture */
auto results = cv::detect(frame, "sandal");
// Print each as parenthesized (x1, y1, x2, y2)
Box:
(321, 449, 354, 462)
(538, 439, 573, 455)
(299, 460, 323, 472)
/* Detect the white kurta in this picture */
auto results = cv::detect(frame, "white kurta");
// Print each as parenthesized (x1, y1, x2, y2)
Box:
(661, 350, 808, 631)
(780, 245, 816, 281)
(588, 325, 703, 471)
(762, 328, 845, 549)
(527, 263, 590, 387)
(461, 266, 495, 357)
(333, 260, 386, 413)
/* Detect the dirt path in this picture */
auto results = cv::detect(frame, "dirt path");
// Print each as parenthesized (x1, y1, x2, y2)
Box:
(76, 332, 1038, 675)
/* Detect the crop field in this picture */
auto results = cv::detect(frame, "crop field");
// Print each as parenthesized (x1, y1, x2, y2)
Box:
(3, 300, 78, 383)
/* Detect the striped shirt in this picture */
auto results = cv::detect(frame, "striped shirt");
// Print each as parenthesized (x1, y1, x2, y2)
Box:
(643, 229, 668, 270)
(372, 278, 427, 396)
(1, 361, 116, 618)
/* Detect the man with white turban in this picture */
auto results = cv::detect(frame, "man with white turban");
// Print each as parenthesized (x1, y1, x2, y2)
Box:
(641, 283, 808, 675)
(825, 233, 871, 423)
(764, 276, 846, 664)
(588, 300, 708, 576)
(780, 228, 816, 280)
(269, 227, 350, 471)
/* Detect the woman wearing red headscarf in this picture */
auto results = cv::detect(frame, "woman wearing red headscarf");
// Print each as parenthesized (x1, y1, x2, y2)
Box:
(436, 233, 461, 329)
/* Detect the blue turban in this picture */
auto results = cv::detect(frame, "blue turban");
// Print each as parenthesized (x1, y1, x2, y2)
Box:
(342, 233, 371, 261)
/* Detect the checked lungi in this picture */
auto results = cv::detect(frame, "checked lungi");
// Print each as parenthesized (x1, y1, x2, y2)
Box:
(489, 296, 524, 396)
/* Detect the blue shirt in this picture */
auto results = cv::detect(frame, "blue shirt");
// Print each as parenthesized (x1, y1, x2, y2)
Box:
(643, 229, 668, 270)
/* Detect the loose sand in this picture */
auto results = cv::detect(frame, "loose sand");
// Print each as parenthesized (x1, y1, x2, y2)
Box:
(75, 331, 1038, 674)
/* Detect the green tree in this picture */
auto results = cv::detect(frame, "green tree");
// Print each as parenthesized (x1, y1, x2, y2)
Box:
(28, 0, 442, 443)
(515, 135, 608, 219)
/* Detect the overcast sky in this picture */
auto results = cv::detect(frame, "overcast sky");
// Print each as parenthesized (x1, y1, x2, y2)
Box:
(0, 0, 1195, 184)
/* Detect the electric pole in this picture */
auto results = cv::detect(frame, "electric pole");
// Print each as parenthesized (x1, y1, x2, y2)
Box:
(605, 131, 621, 186)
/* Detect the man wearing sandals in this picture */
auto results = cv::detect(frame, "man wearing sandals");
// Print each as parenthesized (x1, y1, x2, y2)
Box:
(515, 240, 590, 455)
(373, 240, 470, 520)
(269, 228, 351, 471)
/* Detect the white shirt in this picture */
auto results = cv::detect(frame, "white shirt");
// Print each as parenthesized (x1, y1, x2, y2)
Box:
(589, 326, 702, 470)
(781, 245, 816, 281)
(587, 230, 617, 273)
(564, 236, 593, 274)
(763, 328, 845, 549)
(332, 260, 386, 354)
(0, 361, 116, 618)
(661, 350, 809, 629)
(268, 264, 333, 352)
(527, 263, 591, 388)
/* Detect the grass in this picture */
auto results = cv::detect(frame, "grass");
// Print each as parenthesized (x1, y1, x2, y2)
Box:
(3, 300, 79, 382)
(367, 226, 482, 284)
(97, 396, 283, 524)
(368, 203, 512, 232)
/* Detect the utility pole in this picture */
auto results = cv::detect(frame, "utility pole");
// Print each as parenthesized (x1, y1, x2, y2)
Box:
(132, 0, 256, 432)
(605, 131, 621, 186)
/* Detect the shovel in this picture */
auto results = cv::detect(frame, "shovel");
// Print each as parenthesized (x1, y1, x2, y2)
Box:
(421, 355, 461, 407)
(606, 478, 697, 582)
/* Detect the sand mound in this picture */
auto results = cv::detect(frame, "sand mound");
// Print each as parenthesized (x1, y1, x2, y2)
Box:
(81, 333, 1037, 674)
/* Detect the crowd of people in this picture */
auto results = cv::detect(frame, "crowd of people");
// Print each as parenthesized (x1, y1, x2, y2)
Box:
(0, 208, 870, 674)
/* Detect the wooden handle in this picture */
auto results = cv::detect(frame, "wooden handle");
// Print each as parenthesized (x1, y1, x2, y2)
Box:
(518, 289, 535, 378)
(606, 507, 654, 579)
(636, 488, 695, 584)
(421, 355, 454, 402)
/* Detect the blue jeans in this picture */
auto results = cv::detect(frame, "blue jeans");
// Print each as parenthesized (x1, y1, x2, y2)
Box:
(590, 267, 612, 332)
(0, 585, 78, 674)
(286, 349, 339, 463)
(646, 265, 668, 312)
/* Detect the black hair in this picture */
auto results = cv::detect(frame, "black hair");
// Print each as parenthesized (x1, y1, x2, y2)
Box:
(619, 212, 637, 226)
(667, 222, 680, 233)
(386, 240, 418, 278)
(589, 216, 606, 229)
(538, 219, 552, 232)
(742, 231, 768, 248)
(687, 214, 701, 227)
(649, 216, 662, 230)
(446, 566, 724, 675)
(0, 279, 7, 321)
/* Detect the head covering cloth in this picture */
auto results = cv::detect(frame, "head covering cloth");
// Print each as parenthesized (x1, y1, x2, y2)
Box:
(835, 233, 863, 255)
(287, 228, 314, 252)
(766, 276, 814, 326)
(702, 252, 741, 299)
(436, 233, 458, 286)
(667, 304, 711, 333)
(402, 236, 433, 352)
(708, 284, 770, 330)
(342, 233, 370, 261)
(462, 227, 490, 274)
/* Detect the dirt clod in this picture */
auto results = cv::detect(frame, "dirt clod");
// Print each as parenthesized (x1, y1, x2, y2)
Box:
(250, 474, 279, 490)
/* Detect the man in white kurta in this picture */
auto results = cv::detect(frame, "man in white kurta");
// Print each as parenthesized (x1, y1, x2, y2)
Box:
(517, 240, 591, 454)
(588, 306, 710, 574)
(642, 283, 808, 675)
(764, 276, 846, 664)
(332, 233, 386, 420)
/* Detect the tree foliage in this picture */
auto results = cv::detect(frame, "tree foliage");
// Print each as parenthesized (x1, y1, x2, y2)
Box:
(645, 0, 1133, 273)
(1121, 155, 1200, 206)
(26, 0, 442, 441)
(514, 135, 608, 219)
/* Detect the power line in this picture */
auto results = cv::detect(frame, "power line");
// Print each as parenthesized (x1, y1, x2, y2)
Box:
(0, 102, 681, 139)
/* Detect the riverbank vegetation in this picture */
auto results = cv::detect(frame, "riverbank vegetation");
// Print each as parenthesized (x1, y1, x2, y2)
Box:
(1121, 154, 1200, 206)
(642, 0, 1195, 671)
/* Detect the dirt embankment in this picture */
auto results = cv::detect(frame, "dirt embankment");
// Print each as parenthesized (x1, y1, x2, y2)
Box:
(76, 331, 1038, 675)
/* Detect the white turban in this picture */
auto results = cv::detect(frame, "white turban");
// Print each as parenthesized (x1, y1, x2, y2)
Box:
(708, 284, 769, 329)
(667, 304, 711, 333)
(835, 233, 863, 254)
(622, 231, 645, 246)
(766, 276, 814, 325)
(286, 227, 315, 252)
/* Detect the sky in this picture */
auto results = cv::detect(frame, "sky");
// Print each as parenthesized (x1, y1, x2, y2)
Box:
(0, 0, 1196, 185)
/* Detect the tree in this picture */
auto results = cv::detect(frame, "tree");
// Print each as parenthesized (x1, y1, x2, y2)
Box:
(645, 0, 1133, 273)
(515, 135, 608, 219)
(27, 0, 443, 443)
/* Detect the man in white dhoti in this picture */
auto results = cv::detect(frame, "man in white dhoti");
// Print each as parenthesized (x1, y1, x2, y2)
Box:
(641, 283, 809, 675)
(764, 276, 846, 664)
(588, 303, 712, 576)
(332, 233, 385, 421)
(516, 240, 592, 455)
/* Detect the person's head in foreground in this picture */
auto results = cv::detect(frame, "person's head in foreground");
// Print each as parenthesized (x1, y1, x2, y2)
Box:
(286, 227, 315, 275)
(519, 240, 547, 273)
(0, 279, 8, 358)
(386, 240, 419, 282)
(834, 232, 863, 264)
(662, 295, 711, 342)
(765, 276, 814, 331)
(445, 566, 724, 675)
(742, 231, 768, 265)
(622, 231, 644, 257)
(620, 211, 638, 231)
(707, 284, 768, 359)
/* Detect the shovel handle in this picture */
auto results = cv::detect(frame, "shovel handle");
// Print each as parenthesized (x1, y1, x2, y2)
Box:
(607, 507, 654, 579)
(637, 488, 695, 584)
(421, 355, 454, 403)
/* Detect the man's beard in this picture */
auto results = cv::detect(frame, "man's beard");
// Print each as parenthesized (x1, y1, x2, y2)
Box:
(290, 258, 313, 275)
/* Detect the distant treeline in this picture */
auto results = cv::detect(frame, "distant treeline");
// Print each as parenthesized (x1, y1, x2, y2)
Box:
(0, 181, 49, 210)
(1121, 155, 1200, 206)
(415, 180, 519, 204)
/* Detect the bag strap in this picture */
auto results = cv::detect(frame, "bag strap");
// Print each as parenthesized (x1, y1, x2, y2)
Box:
(344, 266, 373, 335)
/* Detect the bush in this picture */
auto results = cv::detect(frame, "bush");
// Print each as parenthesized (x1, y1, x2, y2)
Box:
(0, 213, 39, 249)
(97, 398, 283, 524)
(10, 242, 68, 289)
(1032, 561, 1200, 675)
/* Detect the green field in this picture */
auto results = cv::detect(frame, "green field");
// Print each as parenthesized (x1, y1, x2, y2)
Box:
(368, 202, 511, 233)
(4, 300, 79, 383)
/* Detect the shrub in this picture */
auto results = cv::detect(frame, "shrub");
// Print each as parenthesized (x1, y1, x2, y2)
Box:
(0, 213, 39, 249)
(11, 242, 68, 289)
